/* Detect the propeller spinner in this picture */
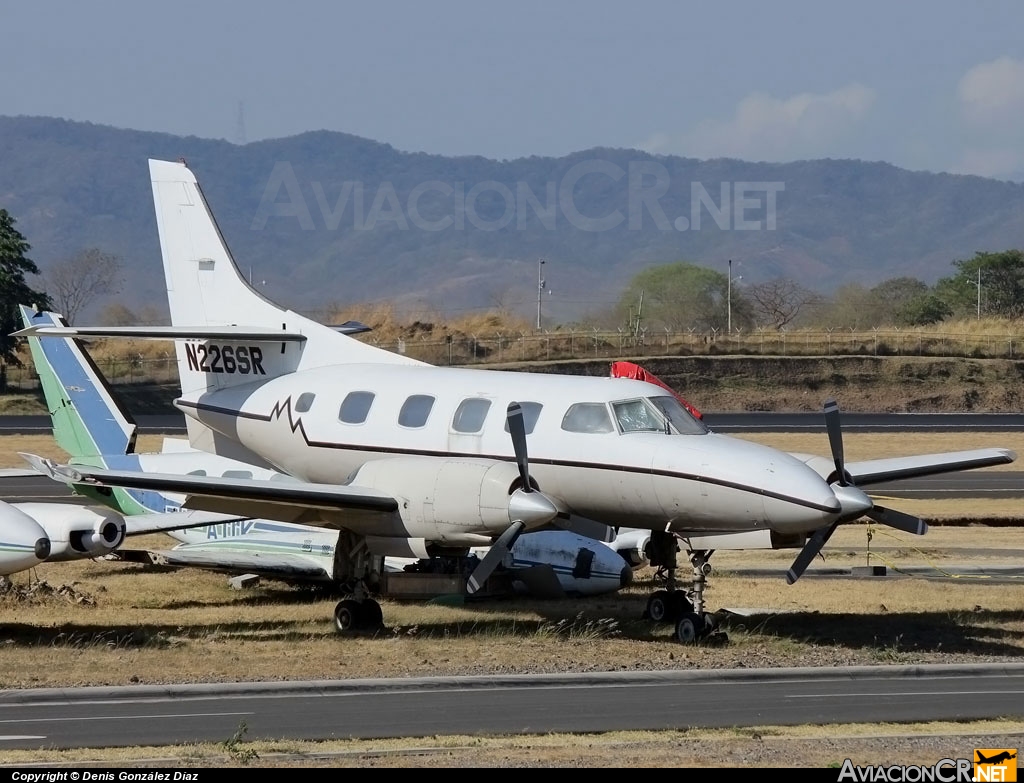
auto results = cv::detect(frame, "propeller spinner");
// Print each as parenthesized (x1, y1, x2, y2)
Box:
(785, 397, 928, 584)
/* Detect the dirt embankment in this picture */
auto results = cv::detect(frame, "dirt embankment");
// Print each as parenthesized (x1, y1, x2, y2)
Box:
(5, 355, 1024, 416)
(498, 354, 1024, 413)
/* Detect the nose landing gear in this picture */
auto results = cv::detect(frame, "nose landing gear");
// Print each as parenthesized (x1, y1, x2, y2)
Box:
(642, 532, 726, 644)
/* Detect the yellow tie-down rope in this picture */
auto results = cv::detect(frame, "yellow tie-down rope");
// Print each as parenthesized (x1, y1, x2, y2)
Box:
(858, 508, 1024, 581)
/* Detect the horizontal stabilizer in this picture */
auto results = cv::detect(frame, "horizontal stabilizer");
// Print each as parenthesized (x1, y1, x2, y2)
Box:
(21, 453, 399, 523)
(12, 325, 309, 341)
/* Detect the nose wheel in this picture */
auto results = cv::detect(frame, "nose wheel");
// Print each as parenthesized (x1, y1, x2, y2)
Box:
(642, 535, 725, 644)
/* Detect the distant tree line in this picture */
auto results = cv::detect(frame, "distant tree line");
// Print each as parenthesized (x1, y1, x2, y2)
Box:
(615, 250, 1024, 333)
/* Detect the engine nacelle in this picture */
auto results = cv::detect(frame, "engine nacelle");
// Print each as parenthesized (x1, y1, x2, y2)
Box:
(14, 503, 127, 561)
(611, 527, 655, 568)
(348, 457, 528, 545)
(0, 501, 51, 576)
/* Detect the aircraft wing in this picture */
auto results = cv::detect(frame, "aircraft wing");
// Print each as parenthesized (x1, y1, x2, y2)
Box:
(845, 447, 1016, 486)
(134, 547, 333, 581)
(122, 509, 253, 537)
(20, 453, 399, 526)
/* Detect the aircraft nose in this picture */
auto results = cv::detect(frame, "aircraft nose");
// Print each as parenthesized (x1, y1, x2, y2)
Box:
(0, 501, 51, 576)
(619, 563, 633, 588)
(704, 435, 843, 535)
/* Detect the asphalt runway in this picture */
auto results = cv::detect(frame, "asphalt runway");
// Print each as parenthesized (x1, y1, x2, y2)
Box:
(2, 665, 1023, 751)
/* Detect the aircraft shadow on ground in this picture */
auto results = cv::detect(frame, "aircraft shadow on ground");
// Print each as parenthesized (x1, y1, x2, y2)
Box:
(1, 605, 1021, 653)
(721, 608, 1024, 657)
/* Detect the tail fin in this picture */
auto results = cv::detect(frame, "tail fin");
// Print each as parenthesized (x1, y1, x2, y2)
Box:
(150, 158, 421, 458)
(20, 305, 136, 459)
(148, 158, 419, 398)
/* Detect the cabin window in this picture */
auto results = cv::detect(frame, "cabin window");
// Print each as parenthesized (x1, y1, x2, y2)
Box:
(222, 470, 253, 479)
(452, 397, 492, 433)
(612, 398, 664, 433)
(398, 394, 435, 428)
(560, 402, 614, 433)
(648, 396, 709, 435)
(339, 391, 375, 424)
(295, 392, 316, 413)
(503, 401, 544, 435)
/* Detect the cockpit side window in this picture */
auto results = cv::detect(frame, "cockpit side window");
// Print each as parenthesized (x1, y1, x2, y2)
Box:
(561, 402, 615, 434)
(612, 398, 664, 433)
(648, 396, 709, 435)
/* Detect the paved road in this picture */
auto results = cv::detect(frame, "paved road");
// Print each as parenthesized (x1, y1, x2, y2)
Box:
(1, 665, 1022, 750)
(3, 412, 1024, 435)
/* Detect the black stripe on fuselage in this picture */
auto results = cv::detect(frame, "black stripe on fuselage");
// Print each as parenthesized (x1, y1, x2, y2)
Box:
(177, 399, 839, 515)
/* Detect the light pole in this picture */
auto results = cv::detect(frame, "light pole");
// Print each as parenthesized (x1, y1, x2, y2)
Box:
(977, 267, 981, 320)
(727, 259, 732, 334)
(536, 259, 546, 330)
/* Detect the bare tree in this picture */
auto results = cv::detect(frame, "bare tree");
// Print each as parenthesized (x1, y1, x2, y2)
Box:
(746, 278, 823, 330)
(46, 249, 124, 324)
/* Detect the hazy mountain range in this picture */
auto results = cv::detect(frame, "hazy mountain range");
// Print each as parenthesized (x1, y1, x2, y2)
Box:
(2, 115, 1024, 324)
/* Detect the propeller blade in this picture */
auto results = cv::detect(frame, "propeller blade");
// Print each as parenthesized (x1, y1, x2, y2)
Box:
(785, 522, 839, 585)
(823, 398, 847, 486)
(867, 505, 928, 536)
(507, 402, 532, 492)
(466, 520, 525, 595)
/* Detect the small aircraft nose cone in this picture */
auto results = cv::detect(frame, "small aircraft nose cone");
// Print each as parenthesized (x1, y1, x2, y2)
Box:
(34, 537, 51, 561)
(507, 489, 559, 529)
(832, 484, 874, 521)
(620, 564, 634, 588)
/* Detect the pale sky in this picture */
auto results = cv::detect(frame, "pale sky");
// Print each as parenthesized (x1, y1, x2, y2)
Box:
(3, 0, 1024, 179)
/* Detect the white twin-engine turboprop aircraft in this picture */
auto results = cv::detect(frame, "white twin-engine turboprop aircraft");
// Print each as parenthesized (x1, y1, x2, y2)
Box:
(16, 158, 1017, 643)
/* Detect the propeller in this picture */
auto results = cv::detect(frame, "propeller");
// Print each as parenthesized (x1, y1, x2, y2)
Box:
(786, 397, 928, 584)
(466, 403, 551, 594)
(466, 402, 613, 594)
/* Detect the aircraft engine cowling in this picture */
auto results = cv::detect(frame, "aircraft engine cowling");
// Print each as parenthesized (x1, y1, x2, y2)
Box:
(348, 457, 546, 544)
(14, 503, 127, 561)
(611, 528, 653, 569)
(0, 500, 51, 576)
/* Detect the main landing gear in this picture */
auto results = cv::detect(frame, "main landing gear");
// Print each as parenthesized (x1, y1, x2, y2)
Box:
(331, 535, 385, 634)
(642, 531, 725, 644)
(333, 585, 384, 633)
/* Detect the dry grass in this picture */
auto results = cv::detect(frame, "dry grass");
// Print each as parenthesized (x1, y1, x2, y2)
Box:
(2, 430, 1023, 765)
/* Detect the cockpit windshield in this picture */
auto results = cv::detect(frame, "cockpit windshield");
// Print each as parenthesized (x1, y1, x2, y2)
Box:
(612, 398, 666, 433)
(648, 395, 709, 435)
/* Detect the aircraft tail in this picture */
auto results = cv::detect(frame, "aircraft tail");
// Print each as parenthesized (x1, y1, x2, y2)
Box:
(20, 306, 136, 459)
(148, 158, 420, 398)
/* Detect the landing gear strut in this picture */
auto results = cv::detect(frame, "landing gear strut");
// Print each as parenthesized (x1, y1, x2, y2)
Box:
(642, 532, 725, 644)
(331, 535, 385, 634)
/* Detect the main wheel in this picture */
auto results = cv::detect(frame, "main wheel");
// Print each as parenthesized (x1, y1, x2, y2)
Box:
(334, 599, 361, 633)
(675, 611, 704, 643)
(646, 590, 671, 622)
(361, 599, 383, 628)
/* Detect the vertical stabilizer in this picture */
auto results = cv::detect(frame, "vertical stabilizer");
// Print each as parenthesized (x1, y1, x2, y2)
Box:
(148, 158, 419, 397)
(20, 306, 137, 459)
